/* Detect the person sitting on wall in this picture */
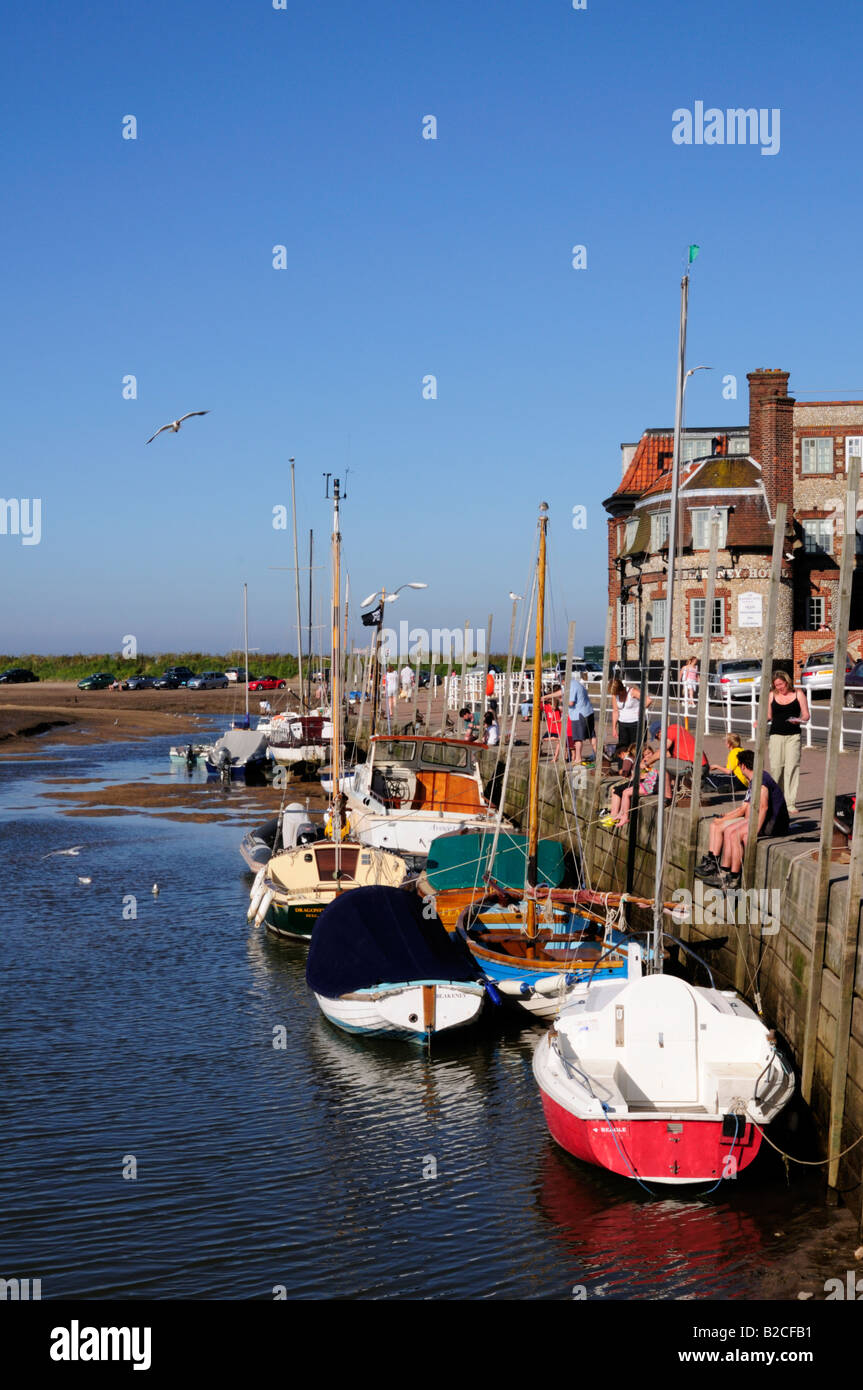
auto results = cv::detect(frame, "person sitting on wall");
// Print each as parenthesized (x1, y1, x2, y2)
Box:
(695, 748, 789, 889)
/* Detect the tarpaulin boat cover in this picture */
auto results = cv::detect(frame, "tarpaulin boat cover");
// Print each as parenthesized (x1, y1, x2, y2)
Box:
(210, 730, 268, 764)
(423, 831, 565, 893)
(306, 886, 482, 997)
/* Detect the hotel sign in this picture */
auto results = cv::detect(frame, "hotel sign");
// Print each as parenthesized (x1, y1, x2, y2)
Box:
(738, 592, 763, 628)
(689, 566, 770, 580)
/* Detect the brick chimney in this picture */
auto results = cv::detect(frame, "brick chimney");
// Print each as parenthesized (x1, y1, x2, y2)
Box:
(747, 368, 794, 514)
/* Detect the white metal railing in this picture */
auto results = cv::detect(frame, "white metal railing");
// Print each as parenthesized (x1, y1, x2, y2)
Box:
(619, 672, 863, 752)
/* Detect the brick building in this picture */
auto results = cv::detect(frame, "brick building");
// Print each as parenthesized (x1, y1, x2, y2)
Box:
(603, 369, 863, 677)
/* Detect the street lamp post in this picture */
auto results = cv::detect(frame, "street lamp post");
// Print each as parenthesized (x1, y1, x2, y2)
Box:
(360, 581, 427, 736)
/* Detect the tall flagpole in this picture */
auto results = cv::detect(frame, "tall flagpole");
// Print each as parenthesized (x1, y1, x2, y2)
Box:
(290, 461, 304, 708)
(652, 266, 690, 967)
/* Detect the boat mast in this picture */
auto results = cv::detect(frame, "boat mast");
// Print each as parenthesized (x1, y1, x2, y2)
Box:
(331, 480, 343, 866)
(307, 529, 314, 710)
(652, 273, 689, 969)
(243, 581, 249, 725)
(525, 502, 549, 940)
(290, 461, 305, 709)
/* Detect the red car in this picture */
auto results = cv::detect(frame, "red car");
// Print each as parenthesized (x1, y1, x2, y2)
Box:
(248, 676, 287, 692)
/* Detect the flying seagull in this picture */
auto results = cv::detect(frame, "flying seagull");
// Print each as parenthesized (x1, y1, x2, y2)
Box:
(146, 411, 210, 445)
(40, 846, 84, 860)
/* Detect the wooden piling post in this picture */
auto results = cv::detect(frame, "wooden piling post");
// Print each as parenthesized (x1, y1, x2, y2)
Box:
(685, 510, 721, 937)
(802, 456, 861, 1101)
(584, 607, 614, 883)
(738, 502, 786, 995)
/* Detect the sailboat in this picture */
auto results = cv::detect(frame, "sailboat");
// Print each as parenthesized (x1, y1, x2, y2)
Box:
(252, 478, 408, 941)
(206, 583, 270, 781)
(532, 269, 795, 1183)
(306, 885, 487, 1041)
(453, 502, 630, 1019)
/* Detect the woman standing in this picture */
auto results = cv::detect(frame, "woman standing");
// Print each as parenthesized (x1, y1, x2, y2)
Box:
(616, 681, 653, 753)
(767, 670, 809, 816)
(609, 678, 627, 750)
(681, 656, 699, 706)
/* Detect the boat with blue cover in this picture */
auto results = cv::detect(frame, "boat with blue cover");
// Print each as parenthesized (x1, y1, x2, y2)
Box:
(306, 886, 488, 1041)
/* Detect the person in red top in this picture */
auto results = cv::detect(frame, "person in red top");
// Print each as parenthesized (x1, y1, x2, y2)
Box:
(665, 722, 709, 769)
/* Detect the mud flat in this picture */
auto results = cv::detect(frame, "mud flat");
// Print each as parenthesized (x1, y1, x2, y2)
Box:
(0, 680, 303, 753)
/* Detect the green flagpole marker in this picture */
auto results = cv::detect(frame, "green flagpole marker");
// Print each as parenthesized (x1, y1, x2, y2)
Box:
(688, 243, 700, 263)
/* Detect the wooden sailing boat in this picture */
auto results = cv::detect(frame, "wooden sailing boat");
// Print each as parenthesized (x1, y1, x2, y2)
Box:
(251, 478, 407, 941)
(456, 502, 629, 1019)
(532, 269, 795, 1183)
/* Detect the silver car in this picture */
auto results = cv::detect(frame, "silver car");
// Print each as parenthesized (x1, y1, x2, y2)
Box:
(187, 671, 229, 690)
(709, 659, 762, 700)
(800, 651, 853, 696)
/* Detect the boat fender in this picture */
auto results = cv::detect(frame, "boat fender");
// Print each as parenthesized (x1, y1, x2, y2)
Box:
(518, 981, 535, 998)
(533, 973, 567, 997)
(254, 889, 274, 927)
(495, 978, 527, 996)
(247, 869, 266, 921)
(481, 978, 503, 1006)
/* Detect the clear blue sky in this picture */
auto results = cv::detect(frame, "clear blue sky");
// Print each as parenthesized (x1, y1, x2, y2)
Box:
(3, 0, 861, 657)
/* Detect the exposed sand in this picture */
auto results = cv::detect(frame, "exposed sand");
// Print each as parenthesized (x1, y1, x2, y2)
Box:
(0, 680, 303, 752)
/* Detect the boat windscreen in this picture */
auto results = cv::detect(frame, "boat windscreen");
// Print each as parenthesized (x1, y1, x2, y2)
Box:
(421, 742, 469, 768)
(372, 740, 416, 763)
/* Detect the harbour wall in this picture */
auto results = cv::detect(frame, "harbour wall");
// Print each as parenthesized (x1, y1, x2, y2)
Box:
(477, 748, 863, 1205)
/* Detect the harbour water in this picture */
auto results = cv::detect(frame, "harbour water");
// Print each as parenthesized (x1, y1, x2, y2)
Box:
(0, 734, 855, 1300)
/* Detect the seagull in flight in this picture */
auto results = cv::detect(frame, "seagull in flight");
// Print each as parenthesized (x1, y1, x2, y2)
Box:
(146, 411, 210, 445)
(40, 846, 84, 860)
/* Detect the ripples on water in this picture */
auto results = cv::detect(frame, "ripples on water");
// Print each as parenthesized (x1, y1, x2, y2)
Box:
(0, 735, 840, 1299)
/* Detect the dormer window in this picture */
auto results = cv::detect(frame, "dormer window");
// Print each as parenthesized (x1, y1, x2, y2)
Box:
(681, 437, 712, 462)
(651, 511, 670, 550)
(690, 507, 728, 550)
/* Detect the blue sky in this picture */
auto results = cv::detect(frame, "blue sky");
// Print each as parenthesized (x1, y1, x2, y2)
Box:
(3, 0, 862, 657)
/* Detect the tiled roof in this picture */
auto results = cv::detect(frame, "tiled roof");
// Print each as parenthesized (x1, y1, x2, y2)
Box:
(616, 433, 675, 497)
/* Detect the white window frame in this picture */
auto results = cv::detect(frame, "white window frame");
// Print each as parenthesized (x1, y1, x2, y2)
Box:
(624, 518, 639, 552)
(690, 596, 725, 638)
(650, 511, 670, 551)
(845, 437, 863, 471)
(652, 597, 667, 638)
(681, 437, 712, 462)
(618, 601, 636, 640)
(728, 435, 750, 455)
(690, 507, 728, 550)
(806, 596, 825, 629)
(800, 436, 833, 474)
(801, 518, 833, 555)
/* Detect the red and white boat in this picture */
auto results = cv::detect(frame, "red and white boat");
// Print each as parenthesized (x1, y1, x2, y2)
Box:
(533, 945, 794, 1185)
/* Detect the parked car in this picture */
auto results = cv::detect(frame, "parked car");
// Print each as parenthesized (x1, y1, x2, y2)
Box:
(187, 672, 229, 690)
(248, 676, 287, 692)
(708, 659, 763, 700)
(556, 659, 603, 683)
(842, 659, 863, 709)
(77, 673, 115, 690)
(119, 675, 156, 692)
(800, 650, 854, 697)
(155, 666, 197, 689)
(0, 667, 38, 683)
(224, 668, 250, 683)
